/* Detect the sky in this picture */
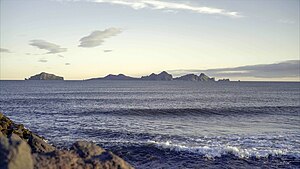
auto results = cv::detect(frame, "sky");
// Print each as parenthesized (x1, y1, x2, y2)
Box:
(0, 0, 299, 81)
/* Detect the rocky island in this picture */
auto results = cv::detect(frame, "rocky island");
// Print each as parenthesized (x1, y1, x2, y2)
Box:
(86, 71, 224, 82)
(27, 71, 230, 82)
(26, 72, 64, 80)
(218, 78, 230, 82)
(0, 113, 133, 169)
(174, 73, 215, 81)
(141, 71, 173, 81)
(88, 74, 138, 80)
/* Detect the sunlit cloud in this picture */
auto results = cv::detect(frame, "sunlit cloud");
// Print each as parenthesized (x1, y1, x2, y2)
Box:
(79, 28, 122, 48)
(29, 40, 67, 54)
(90, 0, 243, 18)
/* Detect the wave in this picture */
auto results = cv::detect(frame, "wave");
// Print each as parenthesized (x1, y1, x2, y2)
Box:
(76, 106, 300, 117)
(95, 137, 300, 168)
(69, 131, 300, 160)
(147, 140, 300, 159)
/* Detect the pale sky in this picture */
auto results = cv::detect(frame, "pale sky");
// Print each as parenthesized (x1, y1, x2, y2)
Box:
(0, 0, 299, 81)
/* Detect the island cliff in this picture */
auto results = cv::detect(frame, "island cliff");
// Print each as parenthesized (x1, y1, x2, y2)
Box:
(0, 113, 133, 169)
(174, 73, 215, 81)
(141, 71, 173, 81)
(86, 71, 219, 82)
(26, 72, 64, 80)
(88, 74, 138, 80)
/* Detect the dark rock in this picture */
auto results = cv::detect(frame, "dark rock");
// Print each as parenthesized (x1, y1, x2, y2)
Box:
(27, 72, 64, 80)
(32, 141, 134, 169)
(28, 134, 55, 153)
(218, 78, 230, 82)
(0, 113, 134, 169)
(70, 141, 134, 169)
(32, 150, 86, 169)
(71, 141, 106, 159)
(0, 112, 54, 153)
(33, 146, 134, 169)
(141, 71, 173, 81)
(0, 134, 34, 169)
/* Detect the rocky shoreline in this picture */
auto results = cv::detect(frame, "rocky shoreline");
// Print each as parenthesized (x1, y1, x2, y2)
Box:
(0, 113, 133, 169)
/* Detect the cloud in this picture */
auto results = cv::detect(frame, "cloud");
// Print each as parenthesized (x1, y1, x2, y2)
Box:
(25, 53, 41, 56)
(79, 28, 122, 47)
(38, 58, 48, 63)
(29, 40, 67, 54)
(58, 54, 64, 58)
(65, 63, 71, 65)
(0, 48, 11, 53)
(169, 60, 300, 78)
(278, 19, 295, 24)
(90, 0, 242, 18)
(103, 49, 113, 52)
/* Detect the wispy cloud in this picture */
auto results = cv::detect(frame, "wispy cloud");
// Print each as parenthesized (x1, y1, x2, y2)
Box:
(0, 48, 11, 53)
(90, 0, 242, 18)
(278, 19, 295, 24)
(25, 53, 42, 56)
(169, 60, 300, 79)
(65, 63, 71, 65)
(38, 58, 48, 63)
(104, 49, 113, 52)
(29, 40, 67, 54)
(79, 28, 122, 48)
(58, 54, 64, 58)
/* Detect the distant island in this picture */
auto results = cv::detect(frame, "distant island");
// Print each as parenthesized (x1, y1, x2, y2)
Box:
(26, 71, 230, 81)
(174, 73, 215, 81)
(88, 74, 139, 81)
(141, 71, 173, 81)
(86, 71, 229, 82)
(25, 72, 64, 80)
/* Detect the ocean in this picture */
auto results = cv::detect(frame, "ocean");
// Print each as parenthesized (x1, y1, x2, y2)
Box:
(0, 80, 299, 168)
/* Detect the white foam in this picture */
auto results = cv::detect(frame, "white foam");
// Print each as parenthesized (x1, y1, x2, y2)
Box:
(147, 140, 299, 159)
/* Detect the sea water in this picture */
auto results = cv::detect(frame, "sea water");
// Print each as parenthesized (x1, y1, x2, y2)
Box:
(0, 80, 299, 168)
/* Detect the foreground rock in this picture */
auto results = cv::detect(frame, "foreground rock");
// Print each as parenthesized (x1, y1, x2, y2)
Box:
(0, 113, 133, 169)
(26, 72, 64, 80)
(0, 112, 55, 154)
(0, 133, 34, 169)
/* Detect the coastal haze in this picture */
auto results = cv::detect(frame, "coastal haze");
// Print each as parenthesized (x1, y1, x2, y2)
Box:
(0, 0, 300, 169)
